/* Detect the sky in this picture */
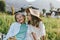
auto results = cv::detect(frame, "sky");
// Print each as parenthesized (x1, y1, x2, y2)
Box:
(25, 0, 36, 2)
(5, 0, 60, 12)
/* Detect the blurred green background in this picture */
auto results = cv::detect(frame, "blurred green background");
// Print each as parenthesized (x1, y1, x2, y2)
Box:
(0, 0, 60, 40)
(0, 12, 60, 40)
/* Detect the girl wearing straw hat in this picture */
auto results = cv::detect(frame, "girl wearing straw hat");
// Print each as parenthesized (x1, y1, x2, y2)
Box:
(26, 8, 46, 40)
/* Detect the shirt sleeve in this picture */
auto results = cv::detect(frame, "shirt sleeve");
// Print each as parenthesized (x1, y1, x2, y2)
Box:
(3, 23, 15, 40)
(39, 21, 46, 37)
(28, 25, 33, 33)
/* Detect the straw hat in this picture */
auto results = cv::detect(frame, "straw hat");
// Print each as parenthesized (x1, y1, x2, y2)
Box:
(29, 8, 40, 19)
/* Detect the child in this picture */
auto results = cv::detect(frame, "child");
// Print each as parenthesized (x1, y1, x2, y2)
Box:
(3, 12, 28, 40)
(26, 8, 46, 40)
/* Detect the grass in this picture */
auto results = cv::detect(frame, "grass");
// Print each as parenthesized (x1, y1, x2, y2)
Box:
(42, 17, 60, 40)
(0, 13, 60, 40)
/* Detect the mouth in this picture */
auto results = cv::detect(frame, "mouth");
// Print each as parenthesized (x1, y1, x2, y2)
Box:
(19, 19, 22, 22)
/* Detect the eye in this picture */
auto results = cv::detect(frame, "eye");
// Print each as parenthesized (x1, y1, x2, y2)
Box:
(19, 16, 22, 18)
(19, 16, 21, 18)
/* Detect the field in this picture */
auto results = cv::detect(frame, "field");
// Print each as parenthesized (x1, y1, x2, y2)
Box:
(0, 13, 60, 40)
(42, 17, 60, 40)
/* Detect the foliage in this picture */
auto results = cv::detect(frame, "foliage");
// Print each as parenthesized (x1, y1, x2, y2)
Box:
(0, 0, 6, 12)
(0, 13, 60, 40)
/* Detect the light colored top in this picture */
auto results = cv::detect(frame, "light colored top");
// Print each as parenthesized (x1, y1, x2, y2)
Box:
(26, 21, 46, 40)
(3, 22, 26, 40)
(15, 23, 28, 40)
(3, 21, 46, 40)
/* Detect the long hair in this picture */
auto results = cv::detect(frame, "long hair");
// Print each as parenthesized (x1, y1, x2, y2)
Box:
(26, 8, 42, 27)
(28, 14, 42, 27)
(15, 12, 25, 23)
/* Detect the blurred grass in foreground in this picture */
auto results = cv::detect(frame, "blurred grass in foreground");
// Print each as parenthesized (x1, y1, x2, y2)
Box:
(0, 13, 60, 40)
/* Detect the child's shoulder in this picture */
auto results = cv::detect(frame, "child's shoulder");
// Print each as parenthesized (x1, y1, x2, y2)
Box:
(39, 21, 43, 23)
(10, 22, 21, 28)
(11, 22, 21, 26)
(12, 22, 20, 24)
(39, 21, 44, 25)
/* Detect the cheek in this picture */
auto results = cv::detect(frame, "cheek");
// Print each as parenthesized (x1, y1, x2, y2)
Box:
(16, 17, 21, 22)
(21, 18, 24, 21)
(16, 19, 20, 22)
(28, 16, 31, 20)
(21, 17, 25, 22)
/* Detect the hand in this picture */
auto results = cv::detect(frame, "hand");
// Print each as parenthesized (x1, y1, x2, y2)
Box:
(8, 37, 16, 40)
(31, 32, 37, 40)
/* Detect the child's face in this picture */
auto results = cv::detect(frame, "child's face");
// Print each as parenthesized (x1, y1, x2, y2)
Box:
(16, 14, 24, 23)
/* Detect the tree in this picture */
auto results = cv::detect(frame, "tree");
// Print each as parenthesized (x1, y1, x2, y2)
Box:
(42, 9, 46, 14)
(0, 0, 6, 12)
(11, 5, 15, 15)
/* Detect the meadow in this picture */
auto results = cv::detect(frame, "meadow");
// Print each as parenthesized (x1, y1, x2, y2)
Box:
(0, 13, 60, 40)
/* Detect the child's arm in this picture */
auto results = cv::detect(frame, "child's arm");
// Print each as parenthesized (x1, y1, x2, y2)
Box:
(3, 23, 15, 40)
(31, 32, 37, 40)
(39, 21, 46, 40)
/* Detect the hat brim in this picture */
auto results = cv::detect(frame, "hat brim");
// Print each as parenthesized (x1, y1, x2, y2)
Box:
(29, 8, 41, 19)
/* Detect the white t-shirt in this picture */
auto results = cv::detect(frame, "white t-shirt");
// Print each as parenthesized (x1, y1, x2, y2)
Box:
(26, 21, 46, 40)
